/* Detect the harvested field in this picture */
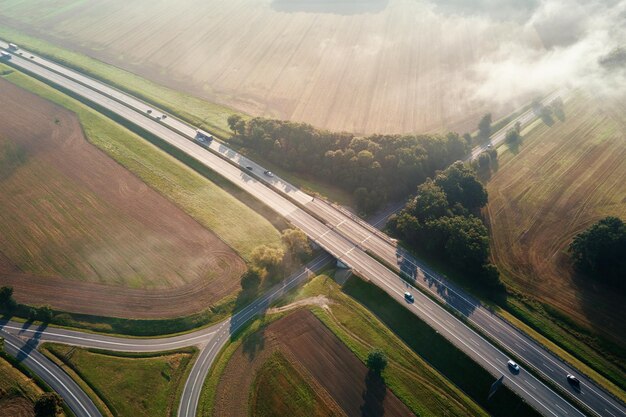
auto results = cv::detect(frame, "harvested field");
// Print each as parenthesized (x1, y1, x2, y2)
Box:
(0, 77, 246, 317)
(214, 309, 413, 417)
(0, 397, 33, 417)
(0, 0, 544, 135)
(486, 94, 626, 344)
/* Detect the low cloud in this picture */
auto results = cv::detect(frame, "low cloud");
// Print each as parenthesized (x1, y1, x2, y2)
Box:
(467, 0, 626, 104)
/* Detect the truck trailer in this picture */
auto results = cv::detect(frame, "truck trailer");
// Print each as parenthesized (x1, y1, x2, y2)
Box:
(0, 51, 11, 60)
(8, 43, 18, 51)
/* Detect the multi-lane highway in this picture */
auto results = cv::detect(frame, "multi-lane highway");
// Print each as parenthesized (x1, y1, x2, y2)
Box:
(1, 41, 624, 417)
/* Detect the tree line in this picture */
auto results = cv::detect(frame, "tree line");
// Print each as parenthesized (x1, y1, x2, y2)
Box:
(228, 115, 470, 213)
(387, 162, 501, 289)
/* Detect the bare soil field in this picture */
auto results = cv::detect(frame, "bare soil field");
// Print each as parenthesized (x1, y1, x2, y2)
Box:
(0, 0, 543, 135)
(486, 94, 626, 343)
(214, 309, 413, 417)
(0, 78, 246, 316)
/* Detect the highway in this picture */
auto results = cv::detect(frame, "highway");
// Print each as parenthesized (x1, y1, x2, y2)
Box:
(1, 41, 625, 417)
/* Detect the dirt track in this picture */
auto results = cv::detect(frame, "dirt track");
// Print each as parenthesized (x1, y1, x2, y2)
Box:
(214, 309, 413, 417)
(0, 78, 246, 318)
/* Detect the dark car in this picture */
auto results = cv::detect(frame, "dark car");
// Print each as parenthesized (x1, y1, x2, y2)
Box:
(404, 292, 414, 303)
(567, 374, 581, 389)
(246, 166, 253, 170)
(264, 170, 274, 177)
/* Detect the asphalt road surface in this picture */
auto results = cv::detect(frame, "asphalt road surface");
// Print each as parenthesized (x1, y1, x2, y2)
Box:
(1, 41, 624, 417)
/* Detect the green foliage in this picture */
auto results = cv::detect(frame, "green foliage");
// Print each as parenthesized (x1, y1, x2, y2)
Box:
(34, 392, 63, 417)
(229, 118, 469, 212)
(434, 161, 488, 211)
(389, 163, 500, 288)
(366, 349, 388, 374)
(251, 245, 285, 271)
(0, 286, 17, 311)
(569, 217, 626, 290)
(281, 229, 311, 260)
(478, 113, 492, 140)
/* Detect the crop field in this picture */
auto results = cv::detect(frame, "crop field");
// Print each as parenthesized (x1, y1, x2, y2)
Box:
(0, 75, 253, 317)
(43, 344, 194, 417)
(213, 309, 412, 417)
(486, 94, 626, 344)
(0, 0, 544, 135)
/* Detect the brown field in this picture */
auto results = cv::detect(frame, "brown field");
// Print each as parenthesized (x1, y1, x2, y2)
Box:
(486, 94, 626, 343)
(0, 77, 246, 317)
(0, 0, 545, 135)
(214, 309, 413, 417)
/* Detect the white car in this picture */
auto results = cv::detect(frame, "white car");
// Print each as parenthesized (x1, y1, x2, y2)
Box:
(264, 170, 274, 177)
(507, 360, 520, 373)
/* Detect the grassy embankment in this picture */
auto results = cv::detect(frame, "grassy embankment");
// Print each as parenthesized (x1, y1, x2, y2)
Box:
(0, 346, 69, 416)
(199, 274, 540, 417)
(41, 344, 195, 417)
(486, 95, 626, 398)
(0, 63, 285, 335)
(0, 26, 355, 207)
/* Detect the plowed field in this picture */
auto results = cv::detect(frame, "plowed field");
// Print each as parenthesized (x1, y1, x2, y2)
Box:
(214, 309, 413, 417)
(486, 94, 626, 343)
(0, 78, 246, 317)
(0, 0, 542, 135)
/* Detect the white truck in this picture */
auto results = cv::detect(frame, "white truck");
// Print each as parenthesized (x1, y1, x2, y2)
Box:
(0, 51, 11, 60)
(195, 129, 213, 142)
(8, 43, 18, 51)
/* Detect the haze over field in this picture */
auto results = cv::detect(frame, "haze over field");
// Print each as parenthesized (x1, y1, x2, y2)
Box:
(0, 0, 624, 134)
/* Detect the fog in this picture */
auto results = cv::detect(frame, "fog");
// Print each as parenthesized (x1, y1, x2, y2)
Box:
(456, 0, 626, 103)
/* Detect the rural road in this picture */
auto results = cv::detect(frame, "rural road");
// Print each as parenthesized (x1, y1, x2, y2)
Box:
(1, 42, 625, 417)
(0, 255, 331, 417)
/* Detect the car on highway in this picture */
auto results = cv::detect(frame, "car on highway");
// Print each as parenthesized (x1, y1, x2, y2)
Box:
(404, 292, 414, 303)
(264, 170, 274, 177)
(567, 374, 581, 389)
(246, 166, 253, 170)
(507, 360, 520, 373)
(147, 109, 152, 114)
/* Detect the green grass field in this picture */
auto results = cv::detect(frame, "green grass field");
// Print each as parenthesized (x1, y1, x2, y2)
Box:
(0, 63, 282, 261)
(250, 351, 336, 417)
(43, 344, 195, 417)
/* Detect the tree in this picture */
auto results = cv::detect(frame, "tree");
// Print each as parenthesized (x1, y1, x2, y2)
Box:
(408, 179, 449, 222)
(36, 305, 54, 323)
(227, 114, 246, 136)
(569, 217, 626, 289)
(0, 286, 17, 311)
(366, 349, 388, 375)
(478, 113, 492, 140)
(434, 162, 488, 211)
(250, 245, 285, 270)
(34, 392, 63, 417)
(281, 228, 311, 259)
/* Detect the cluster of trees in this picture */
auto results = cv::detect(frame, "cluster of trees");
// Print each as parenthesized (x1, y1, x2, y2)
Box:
(387, 162, 501, 288)
(569, 217, 626, 292)
(227, 115, 470, 212)
(249, 228, 312, 278)
(34, 393, 63, 417)
(0, 286, 55, 322)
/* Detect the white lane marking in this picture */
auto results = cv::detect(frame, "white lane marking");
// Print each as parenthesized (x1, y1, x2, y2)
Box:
(605, 408, 617, 417)
(555, 403, 569, 414)
(4, 339, 94, 417)
(2, 325, 215, 349)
